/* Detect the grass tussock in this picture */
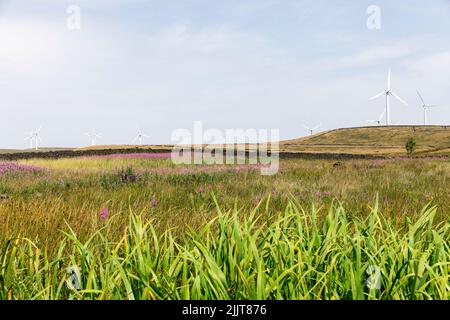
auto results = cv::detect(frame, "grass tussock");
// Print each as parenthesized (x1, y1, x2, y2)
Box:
(1, 199, 448, 300)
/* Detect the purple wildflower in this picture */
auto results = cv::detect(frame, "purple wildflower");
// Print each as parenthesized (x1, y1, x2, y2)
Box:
(316, 191, 331, 199)
(0, 162, 45, 176)
(86, 153, 172, 160)
(150, 196, 159, 207)
(197, 187, 205, 194)
(100, 207, 109, 220)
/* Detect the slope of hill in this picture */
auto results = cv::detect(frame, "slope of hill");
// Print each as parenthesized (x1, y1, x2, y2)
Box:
(281, 125, 450, 155)
(1, 126, 449, 159)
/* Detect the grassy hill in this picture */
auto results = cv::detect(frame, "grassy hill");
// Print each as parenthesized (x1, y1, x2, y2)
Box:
(281, 125, 450, 155)
(1, 126, 449, 158)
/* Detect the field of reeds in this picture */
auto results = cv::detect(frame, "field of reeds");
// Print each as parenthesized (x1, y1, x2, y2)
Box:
(0, 154, 448, 300)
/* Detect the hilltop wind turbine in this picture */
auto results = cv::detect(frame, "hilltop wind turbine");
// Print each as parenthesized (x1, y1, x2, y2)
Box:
(366, 110, 385, 126)
(132, 128, 150, 146)
(303, 124, 322, 136)
(416, 90, 440, 125)
(85, 129, 102, 146)
(24, 130, 34, 149)
(369, 68, 408, 126)
(33, 124, 43, 150)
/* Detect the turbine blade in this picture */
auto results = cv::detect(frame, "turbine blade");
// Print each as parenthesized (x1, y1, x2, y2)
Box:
(313, 124, 322, 130)
(387, 68, 391, 90)
(369, 91, 384, 100)
(302, 125, 312, 131)
(416, 90, 426, 106)
(390, 91, 408, 106)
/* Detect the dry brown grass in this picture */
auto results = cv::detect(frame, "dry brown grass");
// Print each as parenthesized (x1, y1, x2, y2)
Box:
(281, 125, 450, 155)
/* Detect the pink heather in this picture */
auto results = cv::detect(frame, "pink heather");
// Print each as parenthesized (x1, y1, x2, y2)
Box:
(100, 207, 109, 220)
(86, 153, 172, 160)
(0, 162, 45, 176)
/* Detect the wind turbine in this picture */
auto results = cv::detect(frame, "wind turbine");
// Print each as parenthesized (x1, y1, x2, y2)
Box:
(303, 124, 322, 136)
(132, 128, 150, 146)
(416, 90, 440, 125)
(85, 129, 102, 146)
(33, 124, 43, 150)
(366, 110, 385, 126)
(24, 130, 34, 149)
(369, 68, 408, 126)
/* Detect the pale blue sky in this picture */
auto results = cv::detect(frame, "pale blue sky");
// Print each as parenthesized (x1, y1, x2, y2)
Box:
(1, 0, 449, 148)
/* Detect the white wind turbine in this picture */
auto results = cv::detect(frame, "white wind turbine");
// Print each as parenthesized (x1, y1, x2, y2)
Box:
(416, 90, 440, 125)
(132, 128, 150, 146)
(24, 130, 34, 149)
(369, 68, 408, 126)
(85, 129, 102, 146)
(366, 110, 385, 126)
(33, 124, 43, 150)
(303, 124, 322, 136)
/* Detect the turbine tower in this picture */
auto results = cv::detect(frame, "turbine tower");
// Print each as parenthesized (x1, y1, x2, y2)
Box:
(85, 129, 102, 146)
(303, 124, 321, 136)
(369, 68, 408, 126)
(33, 124, 43, 151)
(366, 110, 385, 126)
(132, 128, 150, 146)
(416, 90, 440, 125)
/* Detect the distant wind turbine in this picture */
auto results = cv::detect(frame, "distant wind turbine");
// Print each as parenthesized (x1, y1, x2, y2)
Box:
(132, 128, 150, 146)
(369, 68, 408, 126)
(33, 124, 43, 151)
(303, 124, 322, 136)
(85, 129, 102, 146)
(366, 110, 385, 126)
(416, 90, 440, 125)
(24, 130, 34, 149)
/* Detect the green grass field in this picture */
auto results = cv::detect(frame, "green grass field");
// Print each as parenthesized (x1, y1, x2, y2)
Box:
(0, 153, 448, 300)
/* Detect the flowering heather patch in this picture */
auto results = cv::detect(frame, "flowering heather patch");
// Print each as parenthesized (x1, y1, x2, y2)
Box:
(0, 162, 45, 176)
(87, 153, 173, 159)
